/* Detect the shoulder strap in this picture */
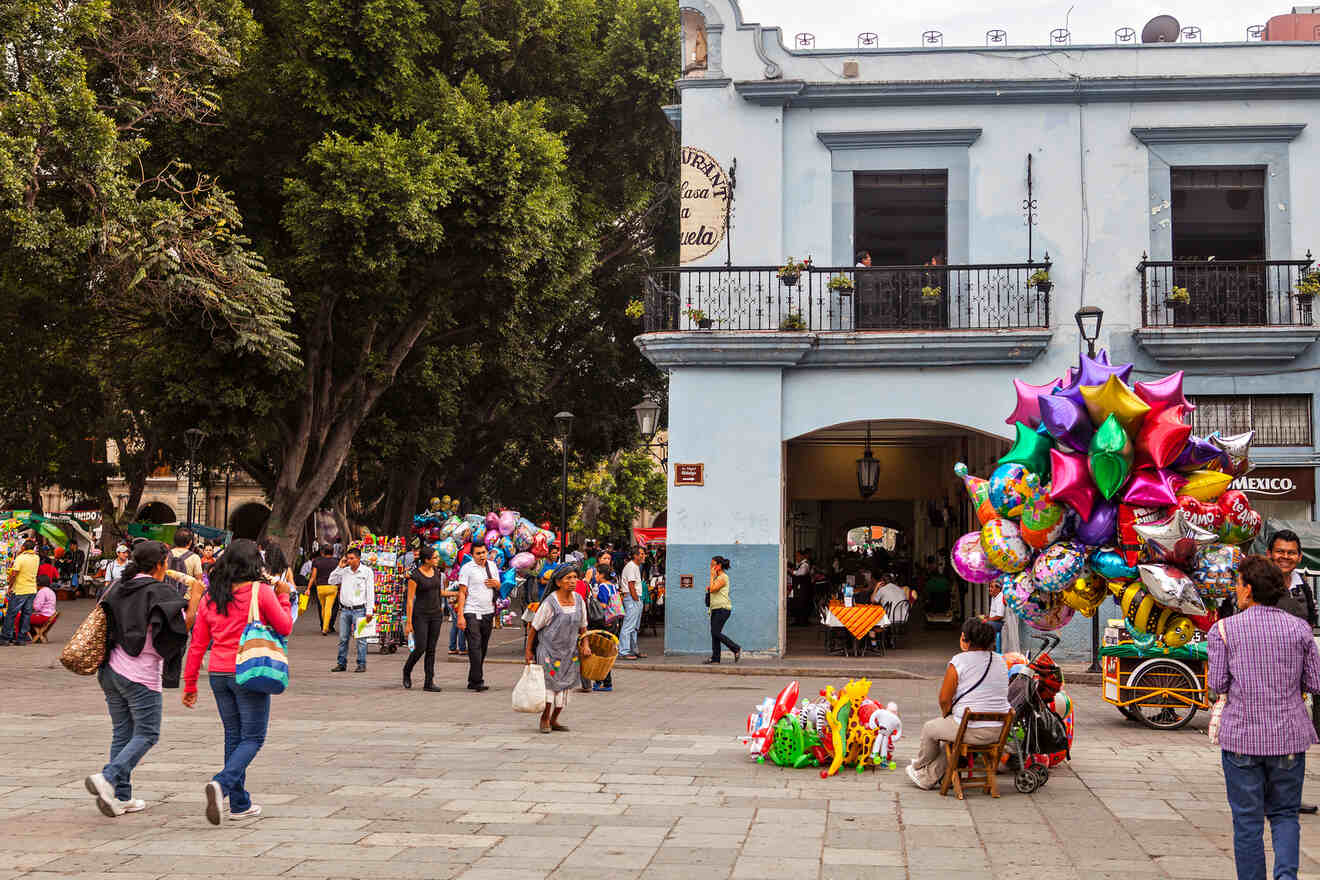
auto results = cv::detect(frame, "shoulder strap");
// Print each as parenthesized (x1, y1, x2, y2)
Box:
(247, 584, 261, 624)
(950, 655, 994, 712)
(1216, 618, 1228, 649)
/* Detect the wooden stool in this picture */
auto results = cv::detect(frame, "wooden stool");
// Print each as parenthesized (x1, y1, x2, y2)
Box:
(30, 611, 59, 644)
(939, 710, 1014, 799)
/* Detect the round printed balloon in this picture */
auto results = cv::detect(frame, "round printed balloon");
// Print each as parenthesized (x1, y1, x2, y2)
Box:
(1061, 570, 1107, 616)
(485, 511, 500, 533)
(483, 528, 500, 549)
(952, 531, 1002, 583)
(1192, 543, 1243, 599)
(981, 518, 1032, 573)
(437, 538, 459, 568)
(1032, 541, 1088, 593)
(498, 510, 518, 536)
(1020, 492, 1066, 549)
(988, 463, 1038, 519)
(450, 520, 472, 545)
(513, 522, 535, 553)
(511, 551, 537, 572)
(1022, 589, 1077, 631)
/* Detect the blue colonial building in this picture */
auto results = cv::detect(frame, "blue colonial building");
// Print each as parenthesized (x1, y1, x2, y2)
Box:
(638, 0, 1320, 660)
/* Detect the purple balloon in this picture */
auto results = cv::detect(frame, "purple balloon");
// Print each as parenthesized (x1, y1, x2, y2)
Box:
(511, 551, 536, 572)
(1074, 499, 1118, 547)
(1055, 352, 1135, 408)
(1040, 394, 1095, 454)
(951, 531, 1002, 583)
(498, 510, 517, 536)
(1170, 435, 1221, 473)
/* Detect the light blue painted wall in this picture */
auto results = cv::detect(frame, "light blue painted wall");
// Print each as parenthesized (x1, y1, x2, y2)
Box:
(665, 544, 779, 654)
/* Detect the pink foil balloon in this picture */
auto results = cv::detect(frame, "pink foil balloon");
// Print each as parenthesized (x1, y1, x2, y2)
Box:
(485, 512, 500, 533)
(1005, 378, 1059, 429)
(951, 531, 1002, 583)
(1048, 448, 1099, 520)
(498, 510, 517, 536)
(1134, 370, 1196, 414)
(1123, 468, 1181, 507)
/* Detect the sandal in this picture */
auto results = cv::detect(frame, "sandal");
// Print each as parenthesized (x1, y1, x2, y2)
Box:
(550, 722, 570, 731)
(539, 723, 552, 734)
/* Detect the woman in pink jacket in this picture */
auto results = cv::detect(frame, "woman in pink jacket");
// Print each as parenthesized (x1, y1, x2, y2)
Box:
(183, 539, 291, 825)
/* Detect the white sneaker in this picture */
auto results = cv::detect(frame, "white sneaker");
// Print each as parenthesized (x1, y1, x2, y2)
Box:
(204, 781, 224, 826)
(906, 762, 934, 791)
(85, 773, 125, 817)
(119, 799, 146, 813)
(228, 804, 262, 820)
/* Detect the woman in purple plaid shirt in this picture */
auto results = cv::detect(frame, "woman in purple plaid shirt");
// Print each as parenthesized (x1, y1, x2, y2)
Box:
(1208, 555, 1320, 880)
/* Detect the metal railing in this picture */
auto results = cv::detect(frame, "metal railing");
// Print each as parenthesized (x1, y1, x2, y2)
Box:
(1137, 254, 1317, 327)
(642, 261, 1052, 333)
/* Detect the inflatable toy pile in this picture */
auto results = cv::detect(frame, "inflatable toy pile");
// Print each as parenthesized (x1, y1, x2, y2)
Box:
(743, 679, 902, 777)
(412, 496, 558, 613)
(953, 353, 1260, 649)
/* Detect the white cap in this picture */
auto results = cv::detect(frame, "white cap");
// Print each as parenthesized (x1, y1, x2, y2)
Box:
(116, 544, 129, 553)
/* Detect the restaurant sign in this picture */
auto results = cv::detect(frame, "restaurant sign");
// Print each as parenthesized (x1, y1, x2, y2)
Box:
(1228, 466, 1315, 502)
(680, 147, 731, 263)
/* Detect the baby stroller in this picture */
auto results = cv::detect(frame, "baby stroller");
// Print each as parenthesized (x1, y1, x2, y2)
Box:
(1005, 634, 1073, 794)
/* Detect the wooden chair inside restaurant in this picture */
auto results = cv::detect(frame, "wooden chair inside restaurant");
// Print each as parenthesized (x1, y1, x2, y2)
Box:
(939, 710, 1015, 799)
(30, 610, 60, 644)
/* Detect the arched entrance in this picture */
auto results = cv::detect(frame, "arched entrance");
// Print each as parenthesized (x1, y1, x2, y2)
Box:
(784, 418, 1010, 654)
(136, 502, 176, 524)
(228, 502, 270, 540)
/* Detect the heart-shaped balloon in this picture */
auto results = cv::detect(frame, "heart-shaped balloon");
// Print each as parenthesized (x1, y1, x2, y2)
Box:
(1217, 490, 1262, 545)
(1177, 496, 1225, 535)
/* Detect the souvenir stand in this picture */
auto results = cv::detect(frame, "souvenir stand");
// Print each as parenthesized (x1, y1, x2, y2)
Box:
(359, 537, 407, 654)
(0, 517, 24, 620)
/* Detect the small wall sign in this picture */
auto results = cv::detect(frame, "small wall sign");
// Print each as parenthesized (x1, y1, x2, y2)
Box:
(674, 463, 705, 485)
(680, 575, 694, 589)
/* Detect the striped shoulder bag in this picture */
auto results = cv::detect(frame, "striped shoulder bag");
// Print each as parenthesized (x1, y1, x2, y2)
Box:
(235, 583, 289, 694)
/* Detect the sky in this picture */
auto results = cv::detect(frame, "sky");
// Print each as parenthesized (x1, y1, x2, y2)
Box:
(733, 0, 1285, 49)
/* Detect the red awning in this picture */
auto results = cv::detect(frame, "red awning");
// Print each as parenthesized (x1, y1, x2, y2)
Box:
(633, 527, 667, 546)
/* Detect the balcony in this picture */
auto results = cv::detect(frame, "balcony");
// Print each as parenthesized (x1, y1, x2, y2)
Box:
(635, 262, 1054, 369)
(1134, 255, 1320, 363)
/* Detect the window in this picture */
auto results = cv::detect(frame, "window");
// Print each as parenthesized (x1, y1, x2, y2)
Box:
(1188, 395, 1312, 446)
(853, 171, 947, 266)
(1171, 167, 1265, 260)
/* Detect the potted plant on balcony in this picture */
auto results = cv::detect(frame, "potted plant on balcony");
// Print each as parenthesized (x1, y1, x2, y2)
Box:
(777, 257, 808, 287)
(685, 306, 713, 330)
(625, 299, 644, 320)
(1295, 270, 1320, 306)
(779, 312, 808, 331)
(1164, 286, 1190, 310)
(826, 274, 855, 294)
(920, 285, 942, 308)
(1027, 268, 1053, 294)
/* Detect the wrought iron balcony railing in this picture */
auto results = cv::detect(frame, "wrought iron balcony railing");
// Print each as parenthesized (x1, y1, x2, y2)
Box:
(1137, 254, 1317, 328)
(642, 261, 1052, 333)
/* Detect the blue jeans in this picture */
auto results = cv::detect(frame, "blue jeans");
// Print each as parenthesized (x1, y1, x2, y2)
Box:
(619, 596, 642, 656)
(209, 674, 270, 813)
(2, 592, 33, 643)
(337, 607, 368, 667)
(448, 615, 467, 652)
(1222, 750, 1305, 880)
(98, 666, 162, 801)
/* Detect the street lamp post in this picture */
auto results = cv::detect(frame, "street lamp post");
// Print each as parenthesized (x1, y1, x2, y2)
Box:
(183, 428, 207, 528)
(632, 396, 668, 472)
(554, 412, 574, 547)
(1074, 307, 1105, 672)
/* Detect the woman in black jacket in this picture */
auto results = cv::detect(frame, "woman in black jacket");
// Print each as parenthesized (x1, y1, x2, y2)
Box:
(84, 540, 188, 818)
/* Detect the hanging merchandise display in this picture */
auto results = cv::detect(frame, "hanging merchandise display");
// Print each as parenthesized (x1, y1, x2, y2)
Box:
(358, 536, 407, 653)
(953, 350, 1261, 650)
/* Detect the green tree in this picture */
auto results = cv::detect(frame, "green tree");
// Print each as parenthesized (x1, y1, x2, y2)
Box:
(570, 448, 665, 539)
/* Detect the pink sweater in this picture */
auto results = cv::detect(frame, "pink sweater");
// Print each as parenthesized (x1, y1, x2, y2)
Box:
(184, 582, 292, 693)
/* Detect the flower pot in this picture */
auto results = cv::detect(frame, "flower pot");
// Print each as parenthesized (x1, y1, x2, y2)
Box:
(697, 318, 713, 330)
(1034, 280, 1053, 294)
(778, 272, 799, 288)
(1164, 298, 1188, 310)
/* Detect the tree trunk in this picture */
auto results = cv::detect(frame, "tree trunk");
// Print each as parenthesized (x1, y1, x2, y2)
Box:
(393, 459, 424, 538)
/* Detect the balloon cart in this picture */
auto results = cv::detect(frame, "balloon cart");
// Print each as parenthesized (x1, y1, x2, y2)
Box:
(1100, 633, 1209, 730)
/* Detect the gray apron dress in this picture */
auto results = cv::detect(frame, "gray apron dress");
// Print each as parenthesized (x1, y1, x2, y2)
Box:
(536, 594, 582, 693)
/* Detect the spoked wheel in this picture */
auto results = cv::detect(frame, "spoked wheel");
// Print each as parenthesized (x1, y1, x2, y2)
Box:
(1014, 769, 1040, 794)
(1129, 661, 1200, 730)
(1031, 764, 1049, 786)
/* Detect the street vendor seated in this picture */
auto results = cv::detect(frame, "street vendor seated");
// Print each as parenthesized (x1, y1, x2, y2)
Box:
(28, 575, 56, 634)
(906, 617, 1011, 790)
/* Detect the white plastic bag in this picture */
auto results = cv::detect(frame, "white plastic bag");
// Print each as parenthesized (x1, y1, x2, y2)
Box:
(512, 664, 546, 713)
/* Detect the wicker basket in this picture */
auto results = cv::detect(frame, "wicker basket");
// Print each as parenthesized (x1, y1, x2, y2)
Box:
(580, 630, 619, 682)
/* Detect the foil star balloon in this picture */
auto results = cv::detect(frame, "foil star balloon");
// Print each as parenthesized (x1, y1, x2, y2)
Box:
(1088, 413, 1133, 500)
(1040, 393, 1094, 454)
(1138, 563, 1208, 616)
(1134, 509, 1217, 568)
(1080, 374, 1151, 433)
(1005, 378, 1060, 429)
(998, 421, 1054, 477)
(1123, 468, 1182, 507)
(1171, 435, 1222, 473)
(1048, 448, 1099, 520)
(1134, 404, 1192, 470)
(1208, 430, 1255, 478)
(1134, 371, 1196, 415)
(1056, 352, 1134, 407)
(1177, 469, 1233, 502)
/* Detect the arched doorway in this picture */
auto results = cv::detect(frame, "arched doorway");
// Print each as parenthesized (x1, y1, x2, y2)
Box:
(228, 502, 270, 540)
(136, 502, 176, 524)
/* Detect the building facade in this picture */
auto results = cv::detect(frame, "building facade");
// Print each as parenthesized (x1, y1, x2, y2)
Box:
(638, 0, 1320, 660)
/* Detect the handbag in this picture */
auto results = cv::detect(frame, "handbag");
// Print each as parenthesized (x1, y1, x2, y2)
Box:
(235, 584, 289, 694)
(512, 663, 547, 713)
(60, 601, 110, 675)
(586, 593, 607, 628)
(1208, 619, 1229, 746)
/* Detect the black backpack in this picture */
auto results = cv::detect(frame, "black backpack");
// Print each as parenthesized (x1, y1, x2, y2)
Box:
(166, 550, 197, 596)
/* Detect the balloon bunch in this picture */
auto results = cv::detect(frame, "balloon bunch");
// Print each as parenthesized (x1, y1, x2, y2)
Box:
(412, 499, 558, 599)
(953, 354, 1261, 650)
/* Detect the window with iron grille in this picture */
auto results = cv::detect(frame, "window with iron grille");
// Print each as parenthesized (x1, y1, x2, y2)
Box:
(1187, 395, 1312, 446)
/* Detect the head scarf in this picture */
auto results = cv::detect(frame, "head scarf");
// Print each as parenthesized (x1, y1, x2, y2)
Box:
(549, 562, 580, 586)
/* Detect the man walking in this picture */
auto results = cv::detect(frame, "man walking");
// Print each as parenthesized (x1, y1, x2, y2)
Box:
(329, 548, 374, 673)
(618, 546, 647, 659)
(455, 544, 499, 692)
(309, 545, 341, 635)
(1, 539, 40, 645)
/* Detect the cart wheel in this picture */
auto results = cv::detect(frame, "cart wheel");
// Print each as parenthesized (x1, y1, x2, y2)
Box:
(1014, 769, 1038, 794)
(1031, 765, 1049, 786)
(1129, 661, 1200, 730)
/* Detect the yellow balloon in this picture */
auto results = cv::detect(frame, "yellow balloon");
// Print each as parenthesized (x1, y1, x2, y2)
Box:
(1061, 572, 1107, 616)
(1080, 375, 1151, 432)
(1177, 469, 1233, 502)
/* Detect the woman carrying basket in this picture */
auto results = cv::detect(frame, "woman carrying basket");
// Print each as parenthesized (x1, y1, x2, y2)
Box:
(525, 563, 593, 734)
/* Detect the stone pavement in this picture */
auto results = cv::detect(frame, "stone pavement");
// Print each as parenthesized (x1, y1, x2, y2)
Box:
(1, 606, 1317, 880)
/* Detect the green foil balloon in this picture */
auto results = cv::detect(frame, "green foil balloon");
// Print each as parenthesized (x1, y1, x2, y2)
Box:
(998, 421, 1053, 477)
(1088, 413, 1133, 500)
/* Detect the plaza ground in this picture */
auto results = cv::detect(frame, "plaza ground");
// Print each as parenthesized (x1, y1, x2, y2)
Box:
(1, 603, 1317, 880)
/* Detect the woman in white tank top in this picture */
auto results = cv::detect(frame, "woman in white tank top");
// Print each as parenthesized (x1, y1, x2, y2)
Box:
(906, 617, 1012, 790)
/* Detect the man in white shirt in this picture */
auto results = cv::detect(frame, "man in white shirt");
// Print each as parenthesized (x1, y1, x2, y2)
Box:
(619, 547, 646, 659)
(455, 544, 500, 692)
(329, 548, 375, 673)
(872, 575, 909, 609)
(985, 580, 1005, 651)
